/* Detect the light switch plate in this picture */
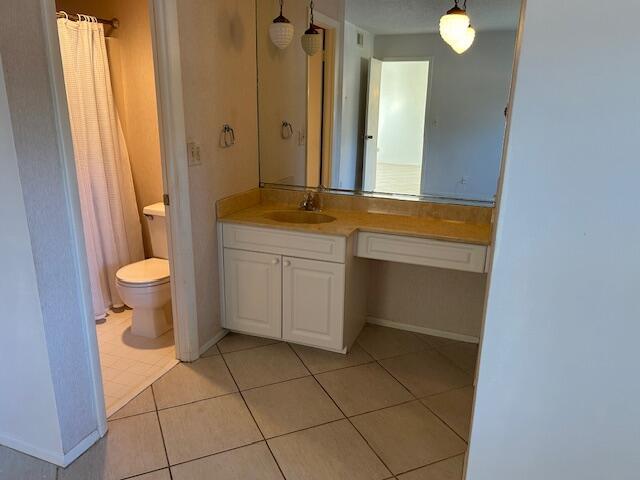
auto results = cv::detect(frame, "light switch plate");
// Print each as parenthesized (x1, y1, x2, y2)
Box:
(187, 141, 201, 166)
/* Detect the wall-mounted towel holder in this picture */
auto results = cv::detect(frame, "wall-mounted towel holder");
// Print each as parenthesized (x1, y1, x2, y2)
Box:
(281, 121, 294, 139)
(221, 124, 236, 148)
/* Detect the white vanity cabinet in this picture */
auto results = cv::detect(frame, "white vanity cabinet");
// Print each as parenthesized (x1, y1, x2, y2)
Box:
(223, 249, 282, 339)
(282, 257, 345, 350)
(219, 223, 365, 353)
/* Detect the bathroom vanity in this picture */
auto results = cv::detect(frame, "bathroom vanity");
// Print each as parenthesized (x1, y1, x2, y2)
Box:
(217, 189, 492, 353)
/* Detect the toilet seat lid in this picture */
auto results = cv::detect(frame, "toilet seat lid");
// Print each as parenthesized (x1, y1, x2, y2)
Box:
(116, 258, 170, 286)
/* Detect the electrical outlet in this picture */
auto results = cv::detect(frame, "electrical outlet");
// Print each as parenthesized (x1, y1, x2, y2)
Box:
(187, 141, 201, 166)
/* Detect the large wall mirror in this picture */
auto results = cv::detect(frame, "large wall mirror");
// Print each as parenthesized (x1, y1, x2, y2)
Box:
(257, 0, 522, 204)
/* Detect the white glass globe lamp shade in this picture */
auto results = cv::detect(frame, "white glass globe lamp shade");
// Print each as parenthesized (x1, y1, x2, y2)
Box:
(269, 1, 294, 50)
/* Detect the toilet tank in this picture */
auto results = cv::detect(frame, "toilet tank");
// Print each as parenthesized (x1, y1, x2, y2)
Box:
(143, 202, 169, 259)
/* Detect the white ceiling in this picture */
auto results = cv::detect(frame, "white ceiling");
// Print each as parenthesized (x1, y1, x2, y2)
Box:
(345, 0, 522, 35)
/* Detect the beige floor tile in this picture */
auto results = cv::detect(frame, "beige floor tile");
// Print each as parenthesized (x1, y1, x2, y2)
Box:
(415, 334, 460, 349)
(158, 393, 262, 465)
(171, 442, 283, 480)
(109, 387, 156, 420)
(152, 356, 237, 409)
(422, 387, 474, 441)
(291, 342, 373, 374)
(316, 363, 413, 416)
(268, 420, 391, 480)
(380, 350, 472, 397)
(397, 455, 464, 480)
(357, 325, 428, 360)
(0, 445, 57, 480)
(243, 376, 343, 438)
(58, 413, 168, 480)
(217, 332, 280, 353)
(435, 343, 478, 373)
(223, 343, 309, 390)
(351, 402, 466, 475)
(129, 469, 172, 480)
(201, 343, 220, 357)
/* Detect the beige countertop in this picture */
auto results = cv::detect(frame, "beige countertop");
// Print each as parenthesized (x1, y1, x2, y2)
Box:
(218, 203, 492, 246)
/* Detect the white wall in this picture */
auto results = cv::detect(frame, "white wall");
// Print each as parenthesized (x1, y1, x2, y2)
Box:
(337, 21, 373, 189)
(0, 0, 101, 462)
(375, 31, 516, 201)
(467, 2, 640, 479)
(0, 52, 63, 464)
(377, 61, 429, 167)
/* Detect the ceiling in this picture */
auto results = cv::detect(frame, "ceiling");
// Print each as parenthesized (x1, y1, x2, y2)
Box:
(345, 0, 522, 35)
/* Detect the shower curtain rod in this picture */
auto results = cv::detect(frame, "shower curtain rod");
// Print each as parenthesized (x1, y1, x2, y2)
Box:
(56, 12, 119, 29)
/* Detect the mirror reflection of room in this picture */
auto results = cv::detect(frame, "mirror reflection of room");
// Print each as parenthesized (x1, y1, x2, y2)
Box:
(258, 0, 521, 203)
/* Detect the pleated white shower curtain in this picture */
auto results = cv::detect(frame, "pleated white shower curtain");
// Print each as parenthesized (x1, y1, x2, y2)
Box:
(57, 15, 144, 320)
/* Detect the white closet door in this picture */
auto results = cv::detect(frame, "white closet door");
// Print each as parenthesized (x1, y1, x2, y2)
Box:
(223, 249, 282, 339)
(282, 257, 344, 350)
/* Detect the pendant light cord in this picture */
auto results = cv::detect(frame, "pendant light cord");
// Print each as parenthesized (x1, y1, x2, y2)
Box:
(279, 0, 283, 16)
(310, 1, 315, 26)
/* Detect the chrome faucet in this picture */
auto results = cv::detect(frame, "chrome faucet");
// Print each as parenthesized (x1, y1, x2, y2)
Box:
(300, 192, 320, 211)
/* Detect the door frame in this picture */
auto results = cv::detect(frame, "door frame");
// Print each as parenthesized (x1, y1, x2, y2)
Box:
(362, 57, 382, 191)
(40, 0, 200, 440)
(367, 56, 434, 195)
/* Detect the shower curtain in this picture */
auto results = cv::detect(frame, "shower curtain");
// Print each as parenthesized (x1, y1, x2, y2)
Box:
(57, 15, 144, 320)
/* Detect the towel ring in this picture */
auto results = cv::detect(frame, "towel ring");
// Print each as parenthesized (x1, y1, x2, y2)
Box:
(281, 121, 294, 139)
(222, 124, 236, 148)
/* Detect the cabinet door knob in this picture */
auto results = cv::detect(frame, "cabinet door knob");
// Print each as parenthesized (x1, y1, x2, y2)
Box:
(283, 260, 291, 267)
(272, 258, 280, 265)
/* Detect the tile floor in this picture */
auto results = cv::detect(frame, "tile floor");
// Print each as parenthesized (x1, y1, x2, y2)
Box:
(1, 325, 479, 480)
(97, 309, 178, 416)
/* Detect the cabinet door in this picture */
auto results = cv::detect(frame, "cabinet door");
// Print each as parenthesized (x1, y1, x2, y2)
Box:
(223, 249, 282, 339)
(282, 257, 345, 350)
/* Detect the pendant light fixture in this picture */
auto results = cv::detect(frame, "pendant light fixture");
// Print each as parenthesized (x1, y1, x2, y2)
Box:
(439, 0, 476, 54)
(301, 1, 322, 56)
(269, 0, 294, 49)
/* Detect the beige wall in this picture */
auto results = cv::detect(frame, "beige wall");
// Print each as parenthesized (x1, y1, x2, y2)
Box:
(367, 261, 487, 339)
(176, 0, 259, 346)
(56, 0, 164, 256)
(257, 0, 308, 185)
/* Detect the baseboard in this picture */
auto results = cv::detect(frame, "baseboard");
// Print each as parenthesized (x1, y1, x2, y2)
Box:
(0, 428, 100, 467)
(199, 328, 229, 356)
(62, 429, 101, 467)
(366, 316, 480, 344)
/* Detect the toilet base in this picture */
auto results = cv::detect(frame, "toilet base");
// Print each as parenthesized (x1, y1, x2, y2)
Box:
(131, 302, 172, 338)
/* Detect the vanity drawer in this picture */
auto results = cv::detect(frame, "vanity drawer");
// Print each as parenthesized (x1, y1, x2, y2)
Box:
(356, 232, 487, 273)
(222, 223, 346, 263)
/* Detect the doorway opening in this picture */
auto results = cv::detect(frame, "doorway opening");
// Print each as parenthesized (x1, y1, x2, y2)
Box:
(53, 0, 177, 417)
(363, 59, 431, 196)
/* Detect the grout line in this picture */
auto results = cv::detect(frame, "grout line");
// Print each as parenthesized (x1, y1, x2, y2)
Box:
(121, 466, 171, 480)
(288, 346, 395, 478)
(420, 384, 473, 400)
(392, 451, 466, 477)
(150, 384, 174, 479)
(218, 339, 282, 355)
(160, 439, 265, 471)
(218, 349, 289, 480)
(373, 359, 419, 401)
(419, 401, 469, 446)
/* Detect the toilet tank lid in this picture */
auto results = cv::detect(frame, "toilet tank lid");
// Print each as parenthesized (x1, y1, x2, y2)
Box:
(143, 202, 166, 217)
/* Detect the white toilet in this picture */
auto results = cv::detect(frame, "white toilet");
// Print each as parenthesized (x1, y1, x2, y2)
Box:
(116, 202, 172, 338)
